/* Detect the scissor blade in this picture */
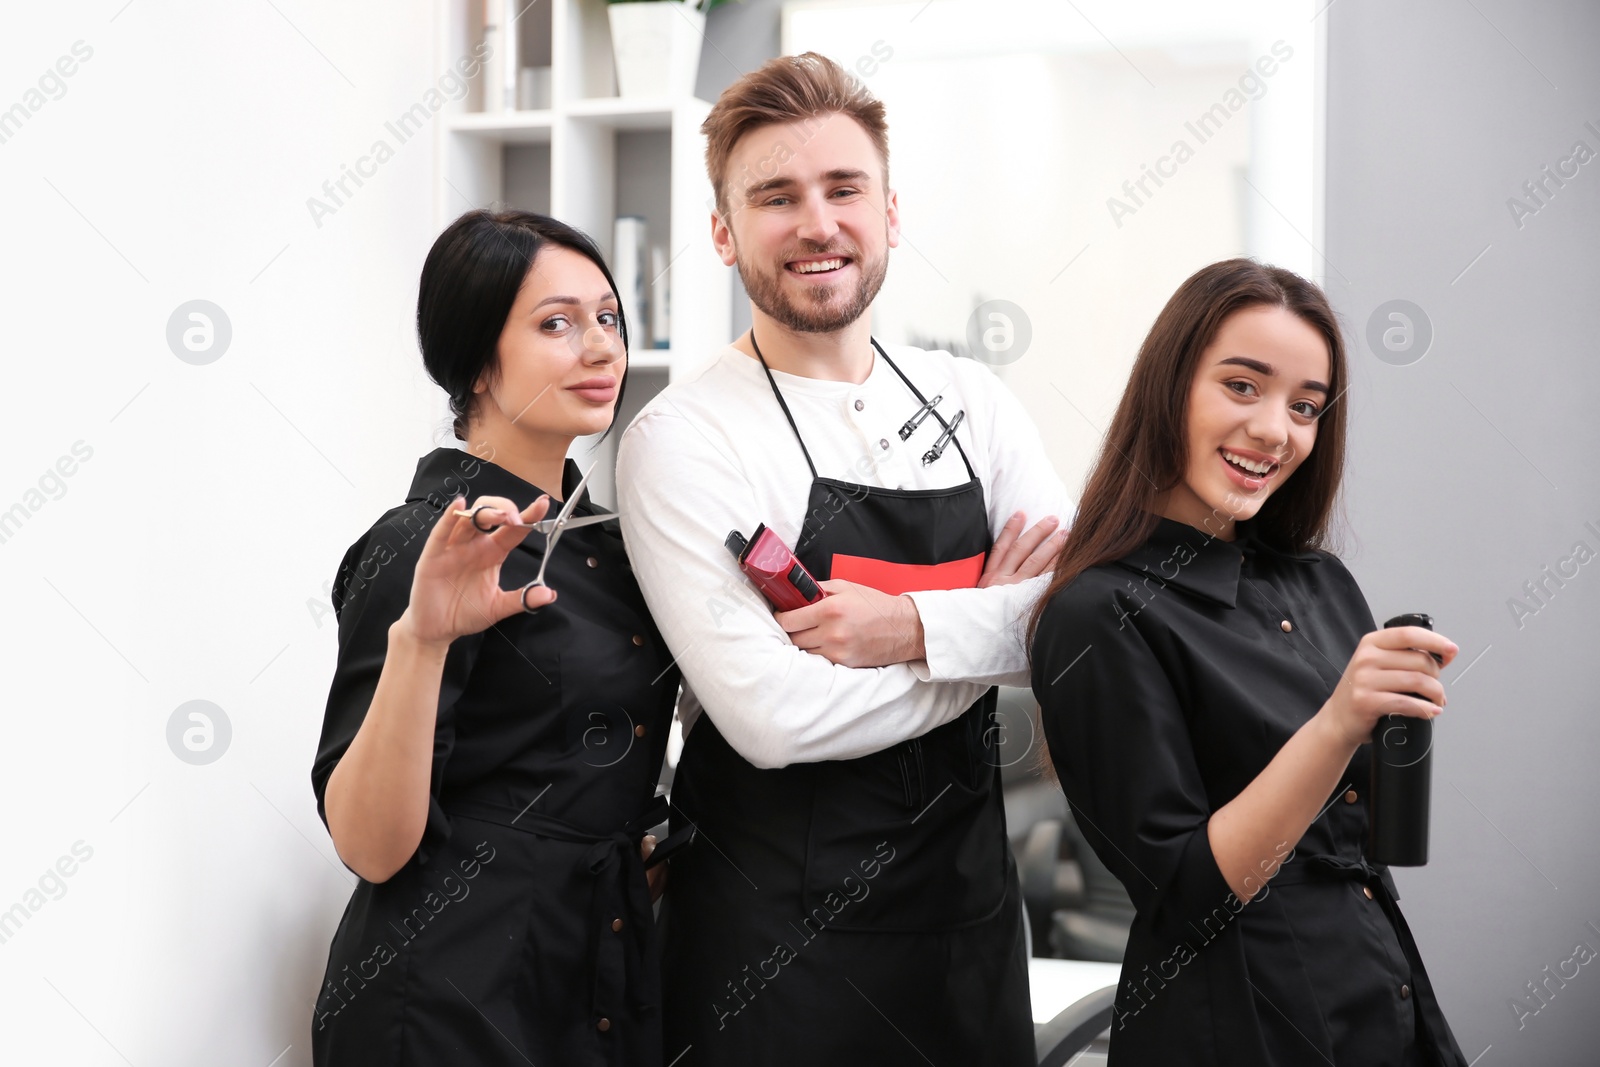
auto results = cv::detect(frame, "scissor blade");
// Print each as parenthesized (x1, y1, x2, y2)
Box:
(552, 461, 598, 528)
(529, 512, 616, 534)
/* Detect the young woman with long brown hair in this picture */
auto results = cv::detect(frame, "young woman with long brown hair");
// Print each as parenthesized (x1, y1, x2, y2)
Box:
(1030, 259, 1468, 1066)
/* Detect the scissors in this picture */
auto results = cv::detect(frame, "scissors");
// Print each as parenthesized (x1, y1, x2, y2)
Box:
(451, 462, 617, 607)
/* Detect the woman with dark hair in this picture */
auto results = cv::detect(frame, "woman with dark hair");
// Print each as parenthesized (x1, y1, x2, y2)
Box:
(309, 209, 678, 1065)
(1030, 259, 1468, 1066)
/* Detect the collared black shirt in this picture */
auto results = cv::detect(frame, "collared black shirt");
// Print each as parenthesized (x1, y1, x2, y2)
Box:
(1031, 516, 1467, 1067)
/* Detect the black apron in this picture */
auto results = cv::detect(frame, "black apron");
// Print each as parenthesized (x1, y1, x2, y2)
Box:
(659, 339, 1035, 1066)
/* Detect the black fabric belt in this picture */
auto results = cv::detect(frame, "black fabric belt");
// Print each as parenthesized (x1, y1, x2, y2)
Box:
(1270, 852, 1459, 1062)
(1271, 851, 1400, 898)
(442, 794, 673, 1025)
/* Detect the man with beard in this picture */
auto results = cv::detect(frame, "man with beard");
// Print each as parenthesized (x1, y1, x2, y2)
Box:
(615, 53, 1071, 1065)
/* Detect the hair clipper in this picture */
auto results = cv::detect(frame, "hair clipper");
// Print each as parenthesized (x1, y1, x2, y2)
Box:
(725, 525, 828, 611)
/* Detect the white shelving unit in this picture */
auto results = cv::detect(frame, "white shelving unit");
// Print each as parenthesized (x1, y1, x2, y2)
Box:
(432, 0, 732, 505)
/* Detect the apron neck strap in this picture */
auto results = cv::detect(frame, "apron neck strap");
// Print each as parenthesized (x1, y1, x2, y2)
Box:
(871, 340, 979, 479)
(750, 329, 819, 479)
(749, 332, 978, 482)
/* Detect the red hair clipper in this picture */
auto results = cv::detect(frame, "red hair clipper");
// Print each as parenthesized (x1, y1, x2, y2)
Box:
(725, 525, 828, 611)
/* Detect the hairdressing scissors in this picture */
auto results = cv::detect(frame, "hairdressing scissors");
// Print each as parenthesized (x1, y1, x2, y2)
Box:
(527, 461, 602, 590)
(450, 462, 617, 607)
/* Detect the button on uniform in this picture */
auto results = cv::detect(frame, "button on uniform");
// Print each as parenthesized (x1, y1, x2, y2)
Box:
(634, 724, 646, 737)
(1399, 984, 1411, 1000)
(1363, 886, 1374, 900)
(853, 399, 865, 411)
(611, 918, 624, 932)
(1280, 619, 1293, 633)
(586, 556, 599, 569)
(1344, 789, 1358, 804)
(597, 1017, 611, 1032)
(632, 635, 645, 647)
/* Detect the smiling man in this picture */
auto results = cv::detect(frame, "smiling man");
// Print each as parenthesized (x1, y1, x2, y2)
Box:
(615, 53, 1073, 1065)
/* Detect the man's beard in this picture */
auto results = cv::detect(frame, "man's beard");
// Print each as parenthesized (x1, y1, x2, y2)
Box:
(735, 239, 889, 335)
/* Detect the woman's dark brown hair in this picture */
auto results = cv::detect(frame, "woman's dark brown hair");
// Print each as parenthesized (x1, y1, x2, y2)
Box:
(1025, 258, 1349, 654)
(418, 209, 631, 442)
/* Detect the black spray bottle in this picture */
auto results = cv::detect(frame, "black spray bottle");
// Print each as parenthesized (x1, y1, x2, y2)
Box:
(1368, 612, 1441, 866)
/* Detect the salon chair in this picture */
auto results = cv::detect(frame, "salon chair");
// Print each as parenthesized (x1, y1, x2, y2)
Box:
(1046, 813, 1135, 963)
(1024, 868, 1119, 1064)
(995, 686, 1134, 963)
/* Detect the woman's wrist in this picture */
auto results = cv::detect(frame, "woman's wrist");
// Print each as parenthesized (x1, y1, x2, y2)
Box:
(1308, 701, 1364, 757)
(389, 612, 453, 662)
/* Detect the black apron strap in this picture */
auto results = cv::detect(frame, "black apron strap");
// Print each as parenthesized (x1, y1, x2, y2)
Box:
(872, 339, 979, 482)
(750, 330, 819, 480)
(749, 330, 979, 484)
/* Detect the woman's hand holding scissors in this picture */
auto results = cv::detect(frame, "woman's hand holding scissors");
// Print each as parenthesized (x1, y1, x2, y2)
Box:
(394, 494, 555, 650)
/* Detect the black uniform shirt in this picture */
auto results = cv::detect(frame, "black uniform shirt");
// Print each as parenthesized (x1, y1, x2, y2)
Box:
(1032, 515, 1466, 1067)
(312, 447, 678, 854)
(308, 448, 680, 1065)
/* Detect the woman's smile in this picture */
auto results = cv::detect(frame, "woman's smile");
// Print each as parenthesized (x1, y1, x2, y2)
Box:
(1217, 445, 1282, 491)
(566, 376, 618, 404)
(1162, 304, 1329, 536)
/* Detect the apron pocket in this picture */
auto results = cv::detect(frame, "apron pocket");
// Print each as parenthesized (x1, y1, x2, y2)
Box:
(800, 711, 1008, 933)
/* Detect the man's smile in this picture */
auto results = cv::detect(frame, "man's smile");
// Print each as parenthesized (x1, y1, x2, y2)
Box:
(784, 254, 853, 278)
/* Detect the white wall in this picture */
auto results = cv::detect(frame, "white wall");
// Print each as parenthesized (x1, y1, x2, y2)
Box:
(1326, 2, 1600, 1063)
(0, 3, 449, 1063)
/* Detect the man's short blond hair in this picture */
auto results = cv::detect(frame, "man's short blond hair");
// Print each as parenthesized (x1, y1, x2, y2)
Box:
(701, 52, 889, 218)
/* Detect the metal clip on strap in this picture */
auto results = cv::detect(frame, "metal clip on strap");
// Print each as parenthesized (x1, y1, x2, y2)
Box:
(899, 394, 943, 440)
(923, 410, 965, 465)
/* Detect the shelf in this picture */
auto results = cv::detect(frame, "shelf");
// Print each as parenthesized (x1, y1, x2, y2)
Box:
(565, 96, 706, 130)
(448, 110, 555, 143)
(435, 0, 731, 509)
(446, 97, 711, 141)
(628, 348, 673, 371)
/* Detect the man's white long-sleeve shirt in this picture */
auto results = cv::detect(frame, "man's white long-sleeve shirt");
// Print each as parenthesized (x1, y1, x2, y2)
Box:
(615, 343, 1074, 770)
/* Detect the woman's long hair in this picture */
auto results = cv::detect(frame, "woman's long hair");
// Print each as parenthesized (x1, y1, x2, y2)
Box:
(1025, 258, 1350, 653)
(417, 209, 631, 443)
